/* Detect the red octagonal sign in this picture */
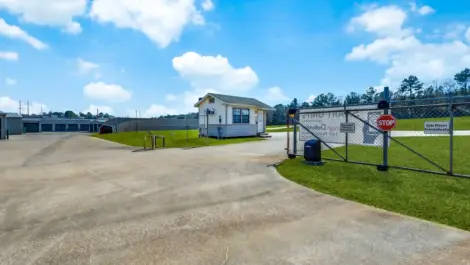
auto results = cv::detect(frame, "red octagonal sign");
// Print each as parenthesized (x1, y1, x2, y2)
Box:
(377, 114, 397, 131)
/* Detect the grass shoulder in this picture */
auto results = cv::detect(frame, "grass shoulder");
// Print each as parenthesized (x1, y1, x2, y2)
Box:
(92, 129, 264, 148)
(276, 136, 470, 231)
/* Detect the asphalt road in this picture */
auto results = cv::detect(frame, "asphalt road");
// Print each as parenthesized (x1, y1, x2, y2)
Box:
(0, 132, 469, 265)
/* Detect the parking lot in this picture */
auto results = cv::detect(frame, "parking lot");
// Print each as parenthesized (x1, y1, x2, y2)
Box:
(0, 133, 469, 264)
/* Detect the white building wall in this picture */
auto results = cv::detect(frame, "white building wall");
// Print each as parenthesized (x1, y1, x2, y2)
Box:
(198, 96, 227, 126)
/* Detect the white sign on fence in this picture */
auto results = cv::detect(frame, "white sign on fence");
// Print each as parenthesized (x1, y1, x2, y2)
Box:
(424, 121, 450, 134)
(299, 105, 384, 147)
(340, 122, 355, 133)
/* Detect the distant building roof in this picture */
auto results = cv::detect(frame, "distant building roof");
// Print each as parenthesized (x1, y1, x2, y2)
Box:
(5, 113, 22, 118)
(194, 93, 274, 110)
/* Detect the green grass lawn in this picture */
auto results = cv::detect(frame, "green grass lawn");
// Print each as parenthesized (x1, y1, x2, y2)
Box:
(93, 130, 264, 148)
(267, 127, 293, 133)
(394, 116, 470, 131)
(277, 136, 470, 231)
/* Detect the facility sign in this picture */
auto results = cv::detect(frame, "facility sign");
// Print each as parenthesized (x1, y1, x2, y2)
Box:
(340, 122, 355, 133)
(424, 121, 450, 134)
(299, 105, 385, 147)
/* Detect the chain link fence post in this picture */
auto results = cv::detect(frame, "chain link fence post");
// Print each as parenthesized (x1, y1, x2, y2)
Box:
(449, 97, 454, 175)
(293, 114, 297, 155)
(344, 104, 349, 162)
(382, 86, 390, 171)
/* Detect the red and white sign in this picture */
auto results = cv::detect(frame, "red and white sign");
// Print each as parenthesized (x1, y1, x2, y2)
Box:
(377, 114, 397, 131)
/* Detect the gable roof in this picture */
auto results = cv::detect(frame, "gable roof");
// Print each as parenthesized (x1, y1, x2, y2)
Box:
(0, 112, 22, 118)
(194, 93, 274, 110)
(6, 113, 22, 118)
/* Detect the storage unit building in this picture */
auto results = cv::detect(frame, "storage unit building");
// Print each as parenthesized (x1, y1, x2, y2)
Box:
(194, 93, 274, 138)
(0, 113, 6, 139)
(6, 113, 23, 135)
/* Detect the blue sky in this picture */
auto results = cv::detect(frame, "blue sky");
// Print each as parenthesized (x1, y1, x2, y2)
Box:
(1, 0, 470, 117)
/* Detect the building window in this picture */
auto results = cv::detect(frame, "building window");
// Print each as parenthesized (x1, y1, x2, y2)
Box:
(233, 108, 250, 124)
(208, 97, 215, 103)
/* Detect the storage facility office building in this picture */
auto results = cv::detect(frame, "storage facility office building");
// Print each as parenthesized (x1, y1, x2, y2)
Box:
(195, 93, 274, 138)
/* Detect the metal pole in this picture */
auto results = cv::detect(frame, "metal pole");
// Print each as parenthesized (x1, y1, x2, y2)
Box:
(449, 102, 454, 175)
(286, 113, 290, 155)
(293, 115, 297, 155)
(382, 86, 390, 170)
(344, 106, 349, 162)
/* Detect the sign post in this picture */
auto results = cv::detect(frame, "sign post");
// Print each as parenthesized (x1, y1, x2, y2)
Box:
(379, 87, 392, 171)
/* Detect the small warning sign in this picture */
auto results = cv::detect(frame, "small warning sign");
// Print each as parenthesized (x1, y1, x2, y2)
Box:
(340, 122, 355, 133)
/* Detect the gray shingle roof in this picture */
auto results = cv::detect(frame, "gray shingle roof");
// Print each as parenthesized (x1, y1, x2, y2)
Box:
(208, 93, 274, 110)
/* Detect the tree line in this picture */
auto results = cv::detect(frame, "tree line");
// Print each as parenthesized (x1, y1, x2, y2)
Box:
(26, 111, 113, 119)
(268, 68, 470, 125)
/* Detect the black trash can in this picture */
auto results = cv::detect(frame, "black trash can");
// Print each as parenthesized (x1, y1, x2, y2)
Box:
(304, 139, 321, 162)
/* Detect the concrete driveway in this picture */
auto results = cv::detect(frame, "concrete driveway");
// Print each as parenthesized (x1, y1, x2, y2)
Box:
(0, 133, 469, 265)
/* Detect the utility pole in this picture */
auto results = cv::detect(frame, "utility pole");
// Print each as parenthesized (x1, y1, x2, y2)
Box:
(27, 100, 30, 115)
(19, 101, 22, 115)
(135, 110, 138, 118)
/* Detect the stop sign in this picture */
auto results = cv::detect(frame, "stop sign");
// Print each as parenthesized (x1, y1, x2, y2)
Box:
(376, 114, 397, 131)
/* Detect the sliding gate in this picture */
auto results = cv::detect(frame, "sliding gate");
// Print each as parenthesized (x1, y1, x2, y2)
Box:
(287, 100, 470, 179)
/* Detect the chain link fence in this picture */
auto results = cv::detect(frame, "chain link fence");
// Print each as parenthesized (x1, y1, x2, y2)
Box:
(287, 90, 470, 179)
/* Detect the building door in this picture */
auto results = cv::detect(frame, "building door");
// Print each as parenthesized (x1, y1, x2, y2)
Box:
(257, 110, 264, 133)
(23, 123, 40, 133)
(41, 124, 53, 132)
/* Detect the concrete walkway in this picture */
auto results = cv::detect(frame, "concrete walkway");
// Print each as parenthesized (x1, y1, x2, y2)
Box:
(0, 133, 469, 264)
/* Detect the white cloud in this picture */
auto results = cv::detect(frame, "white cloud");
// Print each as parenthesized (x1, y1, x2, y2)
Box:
(202, 0, 214, 11)
(0, 96, 17, 112)
(5, 78, 17, 86)
(89, 0, 212, 48)
(0, 51, 18, 61)
(83, 104, 113, 115)
(77, 58, 99, 74)
(306, 94, 316, 103)
(83, 82, 132, 102)
(143, 104, 178, 117)
(0, 0, 86, 34)
(409, 2, 435, 16)
(172, 52, 259, 92)
(348, 5, 411, 38)
(264, 86, 289, 104)
(124, 52, 259, 116)
(346, 36, 420, 64)
(63, 21, 82, 35)
(165, 94, 177, 101)
(0, 18, 48, 49)
(0, 96, 48, 114)
(164, 52, 260, 114)
(466, 27, 470, 43)
(443, 24, 467, 40)
(345, 4, 470, 88)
